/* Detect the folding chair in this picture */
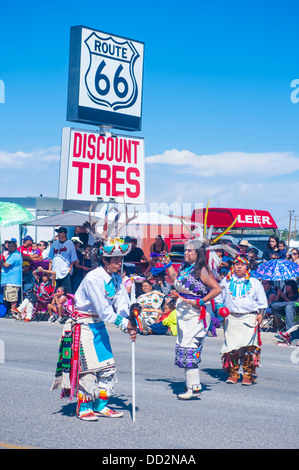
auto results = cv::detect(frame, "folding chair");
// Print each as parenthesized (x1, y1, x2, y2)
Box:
(32, 286, 55, 322)
(260, 308, 275, 332)
(272, 305, 299, 333)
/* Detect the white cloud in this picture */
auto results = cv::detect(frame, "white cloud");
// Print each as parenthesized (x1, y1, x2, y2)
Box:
(144, 148, 299, 227)
(145, 149, 299, 178)
(0, 146, 60, 168)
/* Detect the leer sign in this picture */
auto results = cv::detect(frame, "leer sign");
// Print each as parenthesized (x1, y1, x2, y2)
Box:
(67, 26, 144, 131)
(59, 128, 145, 203)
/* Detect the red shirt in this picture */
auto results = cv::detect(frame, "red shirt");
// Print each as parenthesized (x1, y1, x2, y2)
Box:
(18, 246, 32, 256)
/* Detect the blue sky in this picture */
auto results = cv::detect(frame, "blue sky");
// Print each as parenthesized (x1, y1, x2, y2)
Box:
(1, 0, 299, 229)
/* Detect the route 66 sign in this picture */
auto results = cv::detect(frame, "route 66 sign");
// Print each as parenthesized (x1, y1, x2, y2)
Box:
(67, 26, 144, 131)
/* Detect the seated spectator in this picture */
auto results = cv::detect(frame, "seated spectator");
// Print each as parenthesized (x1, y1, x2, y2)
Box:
(270, 280, 299, 330)
(168, 285, 179, 301)
(143, 253, 160, 279)
(278, 241, 287, 259)
(147, 300, 177, 336)
(247, 247, 261, 270)
(262, 280, 277, 304)
(22, 261, 36, 292)
(31, 265, 56, 287)
(238, 240, 251, 255)
(219, 268, 229, 280)
(11, 261, 38, 321)
(215, 248, 233, 276)
(137, 280, 164, 330)
(150, 235, 169, 254)
(161, 301, 177, 336)
(47, 286, 68, 323)
(152, 273, 172, 296)
(290, 248, 299, 265)
(122, 266, 133, 295)
(18, 268, 56, 321)
(262, 236, 280, 261)
(275, 324, 299, 347)
(1, 240, 22, 315)
(124, 237, 148, 262)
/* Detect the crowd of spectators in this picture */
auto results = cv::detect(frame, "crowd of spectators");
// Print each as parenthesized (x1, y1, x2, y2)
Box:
(1, 231, 299, 344)
(0, 226, 93, 322)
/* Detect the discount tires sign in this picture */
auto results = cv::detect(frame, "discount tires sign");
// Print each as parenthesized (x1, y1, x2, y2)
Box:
(67, 26, 144, 131)
(59, 128, 145, 203)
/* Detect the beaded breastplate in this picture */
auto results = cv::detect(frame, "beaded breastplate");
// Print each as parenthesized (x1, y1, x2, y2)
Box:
(174, 263, 210, 298)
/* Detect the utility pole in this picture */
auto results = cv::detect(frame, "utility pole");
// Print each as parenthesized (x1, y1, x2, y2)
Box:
(288, 210, 292, 247)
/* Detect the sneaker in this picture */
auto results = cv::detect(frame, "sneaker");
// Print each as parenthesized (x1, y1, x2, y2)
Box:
(11, 309, 21, 320)
(177, 386, 202, 400)
(241, 375, 253, 386)
(226, 374, 239, 384)
(49, 315, 57, 323)
(77, 410, 98, 421)
(94, 406, 124, 418)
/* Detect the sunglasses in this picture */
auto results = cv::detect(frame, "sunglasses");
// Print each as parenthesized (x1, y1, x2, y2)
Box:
(185, 248, 196, 253)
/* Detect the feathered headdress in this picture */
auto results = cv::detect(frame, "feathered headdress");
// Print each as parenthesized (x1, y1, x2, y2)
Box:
(177, 200, 239, 277)
(83, 199, 138, 258)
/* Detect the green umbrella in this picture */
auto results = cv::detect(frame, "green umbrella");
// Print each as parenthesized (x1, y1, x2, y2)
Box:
(0, 202, 34, 227)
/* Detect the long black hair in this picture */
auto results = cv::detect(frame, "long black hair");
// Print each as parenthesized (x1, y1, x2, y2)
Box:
(183, 240, 210, 279)
(267, 235, 279, 250)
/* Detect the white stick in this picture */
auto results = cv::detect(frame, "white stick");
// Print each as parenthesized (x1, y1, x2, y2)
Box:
(132, 340, 136, 422)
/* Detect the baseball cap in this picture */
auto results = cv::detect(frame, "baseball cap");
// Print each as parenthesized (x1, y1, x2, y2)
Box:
(23, 235, 33, 242)
(55, 226, 67, 234)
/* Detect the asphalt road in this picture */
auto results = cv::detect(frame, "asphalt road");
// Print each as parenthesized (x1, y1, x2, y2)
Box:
(0, 317, 298, 450)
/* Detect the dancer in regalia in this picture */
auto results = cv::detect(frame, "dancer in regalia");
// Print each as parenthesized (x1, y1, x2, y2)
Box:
(165, 238, 221, 399)
(215, 255, 267, 386)
(164, 202, 239, 399)
(51, 204, 138, 421)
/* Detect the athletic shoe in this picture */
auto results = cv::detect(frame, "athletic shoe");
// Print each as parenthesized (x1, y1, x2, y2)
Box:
(77, 411, 98, 421)
(277, 341, 299, 348)
(241, 375, 253, 386)
(11, 309, 21, 320)
(94, 406, 124, 418)
(226, 375, 239, 384)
